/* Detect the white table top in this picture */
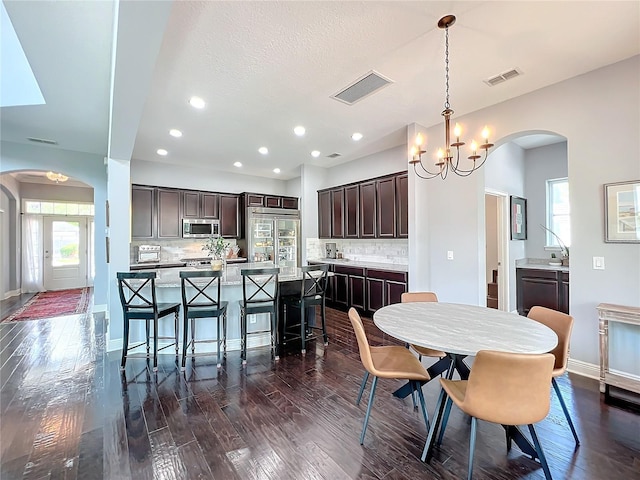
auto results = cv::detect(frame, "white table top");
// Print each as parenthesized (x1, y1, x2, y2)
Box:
(373, 302, 557, 357)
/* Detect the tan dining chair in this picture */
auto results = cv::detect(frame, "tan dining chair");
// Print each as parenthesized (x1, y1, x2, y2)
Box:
(348, 307, 431, 444)
(401, 292, 447, 360)
(528, 306, 580, 446)
(427, 350, 555, 480)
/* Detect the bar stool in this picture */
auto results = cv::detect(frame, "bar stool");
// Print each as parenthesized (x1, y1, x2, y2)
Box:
(116, 271, 180, 372)
(179, 270, 228, 370)
(281, 264, 330, 354)
(240, 267, 280, 365)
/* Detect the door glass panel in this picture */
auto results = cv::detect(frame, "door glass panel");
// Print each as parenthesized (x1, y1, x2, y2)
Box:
(52, 221, 80, 266)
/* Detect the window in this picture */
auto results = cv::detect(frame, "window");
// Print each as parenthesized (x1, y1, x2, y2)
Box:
(23, 200, 94, 216)
(546, 178, 570, 247)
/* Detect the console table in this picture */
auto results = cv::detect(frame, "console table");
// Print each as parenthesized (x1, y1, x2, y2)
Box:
(597, 303, 640, 404)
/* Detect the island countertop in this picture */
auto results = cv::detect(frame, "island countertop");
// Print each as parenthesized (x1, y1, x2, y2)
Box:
(306, 258, 408, 273)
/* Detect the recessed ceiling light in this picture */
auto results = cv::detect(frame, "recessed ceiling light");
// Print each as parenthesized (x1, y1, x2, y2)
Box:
(352, 132, 363, 141)
(258, 147, 269, 155)
(273, 168, 281, 174)
(311, 150, 321, 158)
(169, 129, 182, 138)
(233, 161, 242, 168)
(189, 96, 205, 109)
(294, 126, 306, 136)
(157, 148, 168, 156)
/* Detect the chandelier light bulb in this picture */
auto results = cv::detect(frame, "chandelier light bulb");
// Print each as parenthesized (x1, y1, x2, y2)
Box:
(470, 141, 478, 154)
(416, 133, 424, 146)
(482, 127, 490, 142)
(453, 123, 461, 138)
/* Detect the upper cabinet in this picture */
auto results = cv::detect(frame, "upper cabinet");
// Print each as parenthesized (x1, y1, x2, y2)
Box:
(131, 185, 155, 239)
(157, 188, 181, 238)
(183, 191, 219, 219)
(220, 194, 241, 238)
(318, 171, 407, 239)
(243, 193, 299, 210)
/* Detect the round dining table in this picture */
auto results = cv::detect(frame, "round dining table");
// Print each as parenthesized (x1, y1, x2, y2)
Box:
(373, 301, 558, 464)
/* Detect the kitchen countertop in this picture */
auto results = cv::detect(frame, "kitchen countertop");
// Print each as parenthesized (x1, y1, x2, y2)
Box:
(307, 258, 408, 273)
(149, 262, 327, 287)
(516, 262, 569, 272)
(130, 258, 247, 270)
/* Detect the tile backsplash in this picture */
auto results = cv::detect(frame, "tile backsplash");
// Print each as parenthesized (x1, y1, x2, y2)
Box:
(306, 238, 408, 265)
(131, 239, 239, 264)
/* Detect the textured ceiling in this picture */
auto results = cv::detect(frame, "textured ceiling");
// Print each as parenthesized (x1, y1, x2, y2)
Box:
(2, 1, 639, 181)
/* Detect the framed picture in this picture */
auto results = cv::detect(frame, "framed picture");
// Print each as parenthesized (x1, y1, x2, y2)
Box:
(510, 196, 527, 240)
(604, 180, 640, 243)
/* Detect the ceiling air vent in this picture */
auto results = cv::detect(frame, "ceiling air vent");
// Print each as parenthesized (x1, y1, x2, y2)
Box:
(331, 70, 393, 105)
(484, 68, 522, 87)
(27, 136, 58, 145)
(326, 153, 342, 159)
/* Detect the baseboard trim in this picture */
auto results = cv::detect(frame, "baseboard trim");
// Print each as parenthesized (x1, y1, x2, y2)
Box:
(3, 289, 21, 300)
(568, 358, 600, 380)
(106, 333, 272, 354)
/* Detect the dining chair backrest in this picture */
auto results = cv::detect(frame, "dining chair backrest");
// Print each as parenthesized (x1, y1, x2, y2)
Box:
(117, 271, 158, 313)
(241, 267, 280, 306)
(299, 264, 330, 300)
(462, 350, 554, 426)
(527, 306, 573, 374)
(180, 270, 222, 309)
(401, 291, 438, 303)
(348, 308, 375, 374)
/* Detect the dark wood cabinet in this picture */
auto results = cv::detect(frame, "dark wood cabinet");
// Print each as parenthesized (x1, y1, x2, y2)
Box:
(318, 190, 332, 239)
(349, 274, 366, 310)
(359, 181, 377, 238)
(245, 194, 265, 207)
(395, 174, 408, 238)
(366, 269, 407, 315)
(219, 194, 241, 238)
(131, 185, 155, 239)
(376, 177, 396, 237)
(516, 268, 569, 315)
(281, 197, 298, 209)
(157, 188, 181, 238)
(183, 191, 219, 219)
(333, 270, 349, 307)
(265, 196, 281, 208)
(318, 172, 407, 239)
(331, 188, 344, 239)
(345, 185, 359, 238)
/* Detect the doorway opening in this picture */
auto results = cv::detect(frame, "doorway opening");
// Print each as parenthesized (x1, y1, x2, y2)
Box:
(485, 190, 509, 311)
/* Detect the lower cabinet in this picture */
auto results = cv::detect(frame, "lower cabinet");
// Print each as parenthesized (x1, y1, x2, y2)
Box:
(311, 262, 407, 315)
(516, 268, 569, 316)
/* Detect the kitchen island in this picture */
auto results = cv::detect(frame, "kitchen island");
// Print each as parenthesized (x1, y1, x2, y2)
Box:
(126, 262, 321, 357)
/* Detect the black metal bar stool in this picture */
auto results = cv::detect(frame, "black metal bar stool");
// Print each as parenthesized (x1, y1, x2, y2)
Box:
(179, 270, 228, 370)
(240, 267, 280, 365)
(281, 264, 330, 354)
(117, 271, 180, 372)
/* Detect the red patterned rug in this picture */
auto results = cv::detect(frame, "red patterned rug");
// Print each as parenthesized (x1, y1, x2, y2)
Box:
(2, 288, 91, 322)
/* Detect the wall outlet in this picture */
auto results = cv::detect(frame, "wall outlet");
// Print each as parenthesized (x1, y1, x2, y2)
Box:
(593, 256, 605, 270)
(447, 251, 454, 260)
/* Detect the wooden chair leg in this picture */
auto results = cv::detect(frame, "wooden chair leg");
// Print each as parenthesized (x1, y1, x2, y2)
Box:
(121, 318, 130, 370)
(356, 371, 370, 405)
(300, 303, 306, 355)
(174, 311, 179, 356)
(321, 301, 328, 345)
(216, 313, 221, 368)
(153, 316, 158, 372)
(360, 376, 379, 445)
(181, 311, 189, 371)
(145, 319, 150, 354)
(240, 309, 247, 365)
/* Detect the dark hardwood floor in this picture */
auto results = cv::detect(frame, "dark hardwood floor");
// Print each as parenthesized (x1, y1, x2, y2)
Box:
(1, 302, 639, 479)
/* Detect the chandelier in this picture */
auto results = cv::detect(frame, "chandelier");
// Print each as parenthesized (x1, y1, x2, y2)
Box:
(409, 15, 493, 180)
(46, 171, 68, 183)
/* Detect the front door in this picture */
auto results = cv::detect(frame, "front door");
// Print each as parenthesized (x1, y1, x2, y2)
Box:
(43, 216, 88, 290)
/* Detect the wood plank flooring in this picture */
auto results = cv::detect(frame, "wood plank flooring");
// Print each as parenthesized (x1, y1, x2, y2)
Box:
(1, 303, 639, 479)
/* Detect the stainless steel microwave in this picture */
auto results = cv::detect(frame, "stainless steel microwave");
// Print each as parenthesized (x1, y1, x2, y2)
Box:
(182, 218, 220, 238)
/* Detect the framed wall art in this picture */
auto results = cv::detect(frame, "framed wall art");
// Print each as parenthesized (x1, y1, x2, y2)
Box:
(604, 180, 640, 243)
(510, 195, 527, 240)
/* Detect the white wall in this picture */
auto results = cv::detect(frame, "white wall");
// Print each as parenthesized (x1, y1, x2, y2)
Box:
(524, 142, 569, 259)
(0, 141, 109, 308)
(0, 174, 21, 297)
(411, 55, 640, 366)
(131, 159, 290, 195)
(323, 145, 407, 189)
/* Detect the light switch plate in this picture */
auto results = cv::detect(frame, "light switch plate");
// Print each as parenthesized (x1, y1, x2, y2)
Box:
(447, 251, 454, 260)
(593, 256, 605, 270)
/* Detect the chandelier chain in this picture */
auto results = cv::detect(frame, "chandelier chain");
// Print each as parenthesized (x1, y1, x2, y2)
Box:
(444, 25, 450, 110)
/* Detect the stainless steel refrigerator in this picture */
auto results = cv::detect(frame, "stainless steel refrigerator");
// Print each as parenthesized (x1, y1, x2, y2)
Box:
(246, 207, 301, 268)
